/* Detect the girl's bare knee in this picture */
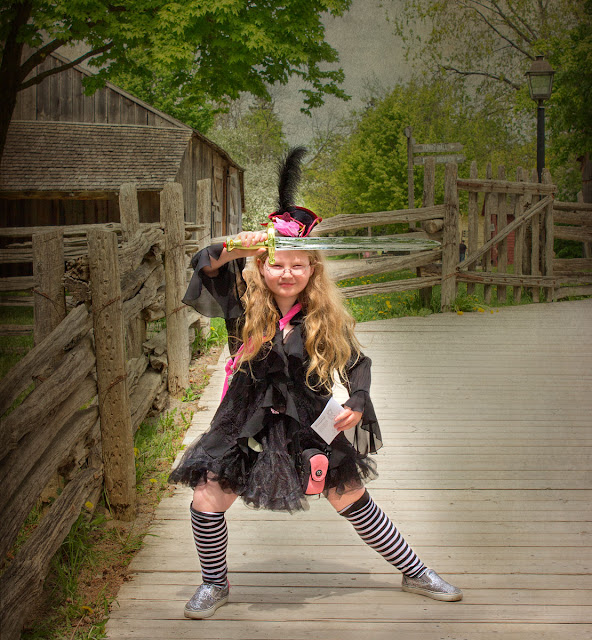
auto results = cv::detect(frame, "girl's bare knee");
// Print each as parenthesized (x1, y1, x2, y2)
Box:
(326, 485, 366, 511)
(192, 479, 237, 512)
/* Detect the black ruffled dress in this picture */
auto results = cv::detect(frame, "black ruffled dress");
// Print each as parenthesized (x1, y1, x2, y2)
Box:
(169, 245, 383, 512)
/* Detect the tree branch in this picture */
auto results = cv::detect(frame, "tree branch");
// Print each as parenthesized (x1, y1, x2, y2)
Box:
(506, 0, 539, 40)
(465, 1, 535, 58)
(19, 43, 114, 91)
(19, 39, 68, 81)
(441, 65, 522, 90)
(489, 0, 538, 45)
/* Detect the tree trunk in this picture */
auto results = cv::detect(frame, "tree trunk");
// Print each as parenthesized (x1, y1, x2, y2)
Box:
(0, 2, 32, 165)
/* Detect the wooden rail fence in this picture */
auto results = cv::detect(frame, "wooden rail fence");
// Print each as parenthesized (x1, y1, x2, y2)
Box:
(0, 183, 198, 640)
(308, 162, 591, 309)
(1, 162, 590, 639)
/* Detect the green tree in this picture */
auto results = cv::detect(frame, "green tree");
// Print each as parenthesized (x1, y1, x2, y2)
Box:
(389, 0, 590, 199)
(546, 1, 592, 200)
(304, 79, 532, 219)
(0, 0, 351, 162)
(208, 96, 288, 230)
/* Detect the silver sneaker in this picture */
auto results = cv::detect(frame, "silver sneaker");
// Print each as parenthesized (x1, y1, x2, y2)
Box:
(402, 568, 463, 602)
(184, 582, 229, 619)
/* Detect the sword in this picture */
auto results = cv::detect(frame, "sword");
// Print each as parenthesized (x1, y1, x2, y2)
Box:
(224, 224, 440, 264)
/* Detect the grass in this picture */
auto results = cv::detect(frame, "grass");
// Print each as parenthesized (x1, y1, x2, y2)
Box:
(18, 403, 197, 640)
(337, 267, 540, 322)
(0, 303, 34, 380)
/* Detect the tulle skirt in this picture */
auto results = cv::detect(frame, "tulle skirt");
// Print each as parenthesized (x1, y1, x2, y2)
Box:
(169, 417, 378, 513)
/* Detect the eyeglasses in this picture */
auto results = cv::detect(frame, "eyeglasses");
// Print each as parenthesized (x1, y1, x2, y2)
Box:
(265, 263, 311, 276)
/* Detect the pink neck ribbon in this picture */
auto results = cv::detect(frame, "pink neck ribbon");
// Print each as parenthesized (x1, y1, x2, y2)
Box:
(220, 302, 302, 400)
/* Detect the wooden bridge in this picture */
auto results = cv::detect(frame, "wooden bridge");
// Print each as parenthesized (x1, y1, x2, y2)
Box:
(106, 299, 592, 640)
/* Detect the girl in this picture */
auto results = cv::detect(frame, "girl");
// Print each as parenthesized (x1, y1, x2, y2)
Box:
(169, 148, 462, 619)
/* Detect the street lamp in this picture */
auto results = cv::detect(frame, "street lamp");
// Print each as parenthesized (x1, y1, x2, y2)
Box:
(526, 55, 555, 182)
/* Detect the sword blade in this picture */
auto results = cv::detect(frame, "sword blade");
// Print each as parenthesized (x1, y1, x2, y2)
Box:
(275, 234, 440, 253)
(224, 224, 440, 264)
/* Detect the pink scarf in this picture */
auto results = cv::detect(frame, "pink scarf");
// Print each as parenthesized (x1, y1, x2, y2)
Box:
(220, 302, 302, 400)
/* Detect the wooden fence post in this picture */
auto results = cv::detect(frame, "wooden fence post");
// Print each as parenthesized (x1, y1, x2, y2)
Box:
(482, 163, 494, 304)
(514, 167, 525, 303)
(580, 191, 592, 259)
(405, 126, 415, 209)
(119, 182, 140, 243)
(88, 229, 136, 521)
(161, 182, 190, 396)
(497, 165, 508, 303)
(441, 162, 459, 311)
(530, 168, 541, 302)
(467, 161, 479, 296)
(32, 229, 66, 345)
(197, 178, 212, 244)
(119, 182, 146, 358)
(418, 156, 436, 308)
(542, 169, 555, 301)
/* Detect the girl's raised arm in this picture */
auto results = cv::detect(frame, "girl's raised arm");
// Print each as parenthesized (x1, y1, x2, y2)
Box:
(202, 231, 268, 277)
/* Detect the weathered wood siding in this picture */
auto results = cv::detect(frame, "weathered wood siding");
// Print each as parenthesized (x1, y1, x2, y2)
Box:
(13, 51, 178, 128)
(4, 49, 244, 252)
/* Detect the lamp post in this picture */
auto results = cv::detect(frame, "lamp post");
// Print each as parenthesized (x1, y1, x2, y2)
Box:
(525, 55, 555, 182)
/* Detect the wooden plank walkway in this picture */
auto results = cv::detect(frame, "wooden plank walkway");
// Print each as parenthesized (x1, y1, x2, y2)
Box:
(106, 299, 592, 639)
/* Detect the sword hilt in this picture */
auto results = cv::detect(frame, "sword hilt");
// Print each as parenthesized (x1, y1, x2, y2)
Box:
(224, 225, 276, 263)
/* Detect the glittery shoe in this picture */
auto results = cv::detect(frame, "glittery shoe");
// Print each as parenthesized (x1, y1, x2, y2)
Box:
(184, 581, 229, 619)
(401, 569, 463, 602)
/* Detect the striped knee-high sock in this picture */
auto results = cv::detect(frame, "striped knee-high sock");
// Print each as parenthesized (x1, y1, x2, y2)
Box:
(339, 490, 426, 578)
(190, 505, 228, 587)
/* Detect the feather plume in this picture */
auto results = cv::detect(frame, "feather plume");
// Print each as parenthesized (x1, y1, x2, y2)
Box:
(276, 146, 307, 213)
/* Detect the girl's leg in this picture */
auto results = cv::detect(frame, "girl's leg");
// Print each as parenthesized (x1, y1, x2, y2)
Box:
(327, 487, 462, 601)
(327, 486, 425, 577)
(185, 479, 238, 619)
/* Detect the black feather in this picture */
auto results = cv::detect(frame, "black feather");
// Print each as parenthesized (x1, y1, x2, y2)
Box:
(276, 146, 307, 213)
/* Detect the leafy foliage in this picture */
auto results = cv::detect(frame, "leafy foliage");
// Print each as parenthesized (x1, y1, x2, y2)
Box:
(208, 97, 289, 229)
(388, 0, 589, 196)
(303, 79, 533, 217)
(1, 0, 352, 157)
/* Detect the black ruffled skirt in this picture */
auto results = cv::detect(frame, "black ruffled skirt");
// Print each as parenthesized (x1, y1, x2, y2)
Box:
(169, 410, 378, 513)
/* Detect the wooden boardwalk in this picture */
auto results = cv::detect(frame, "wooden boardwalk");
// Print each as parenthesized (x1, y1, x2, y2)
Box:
(106, 299, 592, 639)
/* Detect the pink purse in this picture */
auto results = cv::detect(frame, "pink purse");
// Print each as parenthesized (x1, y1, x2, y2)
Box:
(301, 449, 329, 495)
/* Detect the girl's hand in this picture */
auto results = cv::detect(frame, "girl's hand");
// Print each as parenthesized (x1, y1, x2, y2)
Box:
(230, 231, 268, 259)
(334, 407, 363, 431)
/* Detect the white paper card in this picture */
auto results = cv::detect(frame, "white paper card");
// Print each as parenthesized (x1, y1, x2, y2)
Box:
(310, 397, 345, 444)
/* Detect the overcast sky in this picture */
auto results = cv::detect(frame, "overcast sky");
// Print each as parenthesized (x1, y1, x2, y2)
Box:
(275, 0, 414, 144)
(60, 0, 415, 144)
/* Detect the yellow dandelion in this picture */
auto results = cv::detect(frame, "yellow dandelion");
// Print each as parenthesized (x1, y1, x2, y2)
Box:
(134, 447, 139, 457)
(84, 501, 94, 510)
(149, 478, 157, 484)
(478, 307, 485, 313)
(386, 301, 392, 309)
(490, 310, 494, 314)
(81, 606, 94, 614)
(457, 310, 464, 315)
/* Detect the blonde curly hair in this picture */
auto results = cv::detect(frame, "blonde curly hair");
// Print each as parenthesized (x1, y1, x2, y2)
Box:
(236, 251, 360, 393)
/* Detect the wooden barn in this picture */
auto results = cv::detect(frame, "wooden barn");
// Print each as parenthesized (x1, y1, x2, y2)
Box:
(0, 50, 244, 244)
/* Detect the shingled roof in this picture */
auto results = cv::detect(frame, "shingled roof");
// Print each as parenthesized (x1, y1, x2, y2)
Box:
(0, 121, 194, 194)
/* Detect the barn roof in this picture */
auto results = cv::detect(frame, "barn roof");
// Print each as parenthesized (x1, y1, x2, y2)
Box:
(0, 121, 194, 195)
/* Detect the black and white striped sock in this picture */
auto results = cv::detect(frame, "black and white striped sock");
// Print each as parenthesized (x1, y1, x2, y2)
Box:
(190, 505, 228, 587)
(339, 491, 426, 578)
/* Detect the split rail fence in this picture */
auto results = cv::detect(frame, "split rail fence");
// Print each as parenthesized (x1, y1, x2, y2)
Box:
(0, 183, 198, 640)
(1, 161, 590, 639)
(313, 160, 591, 308)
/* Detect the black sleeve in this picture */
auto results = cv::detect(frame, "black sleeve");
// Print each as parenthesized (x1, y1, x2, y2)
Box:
(342, 351, 382, 455)
(182, 244, 247, 321)
(343, 352, 376, 422)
